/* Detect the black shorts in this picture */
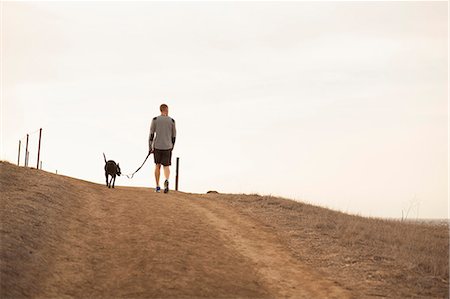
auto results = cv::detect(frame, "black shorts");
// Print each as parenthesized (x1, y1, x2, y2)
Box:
(153, 149, 172, 166)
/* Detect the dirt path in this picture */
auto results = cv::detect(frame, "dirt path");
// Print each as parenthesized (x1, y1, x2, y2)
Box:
(184, 194, 350, 298)
(1, 163, 350, 298)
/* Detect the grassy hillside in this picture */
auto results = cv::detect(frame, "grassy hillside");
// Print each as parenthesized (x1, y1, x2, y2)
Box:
(1, 161, 448, 298)
(210, 193, 449, 298)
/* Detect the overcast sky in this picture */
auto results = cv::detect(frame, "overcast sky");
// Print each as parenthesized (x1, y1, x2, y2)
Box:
(1, 1, 448, 219)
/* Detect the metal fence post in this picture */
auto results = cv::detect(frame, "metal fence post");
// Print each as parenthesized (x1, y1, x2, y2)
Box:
(24, 134, 29, 166)
(175, 157, 179, 191)
(17, 140, 21, 166)
(36, 128, 42, 169)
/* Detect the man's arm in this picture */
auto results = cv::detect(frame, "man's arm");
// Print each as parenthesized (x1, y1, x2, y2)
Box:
(171, 118, 177, 149)
(149, 117, 156, 153)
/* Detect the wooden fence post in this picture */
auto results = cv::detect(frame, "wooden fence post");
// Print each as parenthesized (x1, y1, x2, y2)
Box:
(36, 128, 42, 169)
(24, 134, 29, 166)
(175, 157, 179, 191)
(17, 140, 21, 166)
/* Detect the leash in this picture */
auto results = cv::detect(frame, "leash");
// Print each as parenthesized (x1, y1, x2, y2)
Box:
(126, 152, 152, 179)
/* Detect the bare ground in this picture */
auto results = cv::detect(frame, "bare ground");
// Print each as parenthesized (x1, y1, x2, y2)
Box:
(1, 161, 448, 298)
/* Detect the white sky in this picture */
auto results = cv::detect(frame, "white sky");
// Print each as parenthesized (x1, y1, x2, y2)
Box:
(1, 1, 448, 219)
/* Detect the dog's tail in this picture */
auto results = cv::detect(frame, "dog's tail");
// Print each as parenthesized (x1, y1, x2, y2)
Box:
(103, 153, 107, 163)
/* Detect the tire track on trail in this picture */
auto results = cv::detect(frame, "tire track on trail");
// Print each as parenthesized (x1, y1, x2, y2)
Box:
(183, 193, 351, 298)
(3, 163, 448, 298)
(2, 162, 349, 298)
(14, 178, 272, 298)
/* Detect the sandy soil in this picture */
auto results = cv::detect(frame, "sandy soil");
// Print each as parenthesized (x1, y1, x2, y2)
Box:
(200, 194, 449, 298)
(1, 162, 349, 298)
(1, 161, 448, 298)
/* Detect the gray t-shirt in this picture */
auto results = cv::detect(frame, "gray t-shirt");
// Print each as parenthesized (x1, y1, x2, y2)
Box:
(149, 115, 177, 150)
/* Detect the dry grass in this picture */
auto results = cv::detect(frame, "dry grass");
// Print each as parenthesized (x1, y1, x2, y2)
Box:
(211, 194, 449, 298)
(0, 162, 272, 298)
(1, 161, 448, 298)
(0, 162, 350, 298)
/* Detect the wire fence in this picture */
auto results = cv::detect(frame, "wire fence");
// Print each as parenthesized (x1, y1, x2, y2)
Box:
(17, 128, 43, 170)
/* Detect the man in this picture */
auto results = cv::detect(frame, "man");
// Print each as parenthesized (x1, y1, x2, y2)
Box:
(149, 104, 177, 193)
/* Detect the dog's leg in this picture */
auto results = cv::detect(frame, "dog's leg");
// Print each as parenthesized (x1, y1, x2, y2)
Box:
(109, 175, 113, 188)
(105, 172, 109, 187)
(112, 174, 116, 188)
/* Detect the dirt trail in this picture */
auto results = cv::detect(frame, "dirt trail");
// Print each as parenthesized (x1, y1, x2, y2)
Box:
(184, 195, 350, 298)
(1, 162, 349, 298)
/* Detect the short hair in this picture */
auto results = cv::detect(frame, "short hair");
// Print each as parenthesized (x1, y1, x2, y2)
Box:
(160, 104, 168, 112)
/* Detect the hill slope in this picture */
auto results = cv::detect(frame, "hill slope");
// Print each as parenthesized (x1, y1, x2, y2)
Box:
(1, 162, 448, 298)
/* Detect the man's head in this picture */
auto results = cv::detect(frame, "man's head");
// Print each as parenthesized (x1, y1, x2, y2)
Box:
(160, 104, 169, 115)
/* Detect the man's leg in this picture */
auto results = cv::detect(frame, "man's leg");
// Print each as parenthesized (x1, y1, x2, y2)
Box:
(163, 166, 170, 181)
(155, 163, 161, 189)
(163, 166, 170, 193)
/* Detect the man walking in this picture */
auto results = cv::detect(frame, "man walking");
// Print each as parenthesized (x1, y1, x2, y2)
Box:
(149, 104, 177, 193)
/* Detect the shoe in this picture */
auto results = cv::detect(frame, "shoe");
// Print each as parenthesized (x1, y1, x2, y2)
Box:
(164, 180, 169, 193)
(155, 186, 161, 193)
